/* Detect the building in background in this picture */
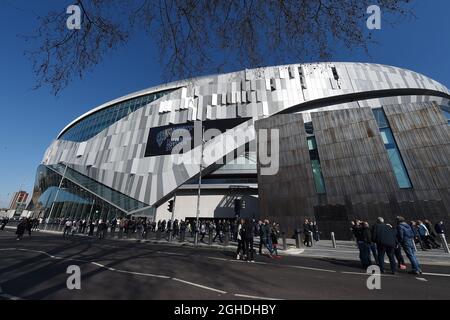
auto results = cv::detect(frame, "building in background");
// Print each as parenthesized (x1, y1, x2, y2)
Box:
(9, 191, 29, 213)
(27, 63, 450, 238)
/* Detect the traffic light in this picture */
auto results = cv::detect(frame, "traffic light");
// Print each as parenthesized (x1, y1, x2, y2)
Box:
(168, 200, 174, 213)
(234, 199, 241, 215)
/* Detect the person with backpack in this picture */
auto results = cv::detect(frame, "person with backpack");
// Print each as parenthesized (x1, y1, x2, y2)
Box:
(397, 216, 422, 275)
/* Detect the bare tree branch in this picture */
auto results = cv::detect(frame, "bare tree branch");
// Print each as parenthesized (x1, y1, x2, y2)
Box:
(23, 0, 413, 95)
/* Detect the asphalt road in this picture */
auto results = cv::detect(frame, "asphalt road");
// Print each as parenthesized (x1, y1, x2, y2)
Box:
(1, 229, 450, 300)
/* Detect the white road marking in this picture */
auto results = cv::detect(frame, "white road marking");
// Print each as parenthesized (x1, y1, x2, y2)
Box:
(157, 251, 184, 256)
(172, 278, 227, 294)
(415, 277, 428, 282)
(340, 271, 397, 278)
(91, 262, 106, 268)
(234, 293, 283, 300)
(0, 248, 228, 295)
(115, 269, 170, 279)
(422, 272, 450, 277)
(208, 255, 336, 273)
(291, 266, 337, 273)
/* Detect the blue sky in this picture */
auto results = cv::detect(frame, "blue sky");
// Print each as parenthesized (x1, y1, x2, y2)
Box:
(0, 0, 449, 208)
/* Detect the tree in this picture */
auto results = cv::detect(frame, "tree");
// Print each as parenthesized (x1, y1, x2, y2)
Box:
(24, 0, 413, 95)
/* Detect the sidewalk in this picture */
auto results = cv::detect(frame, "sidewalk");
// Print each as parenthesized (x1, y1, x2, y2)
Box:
(5, 226, 450, 266)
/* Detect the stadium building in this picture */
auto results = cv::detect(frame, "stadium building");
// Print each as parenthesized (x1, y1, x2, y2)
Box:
(28, 63, 450, 238)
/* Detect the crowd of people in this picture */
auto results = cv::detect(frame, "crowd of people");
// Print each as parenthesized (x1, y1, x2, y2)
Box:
(54, 216, 284, 257)
(8, 215, 284, 261)
(352, 217, 447, 275)
(10, 218, 40, 240)
(6, 214, 448, 273)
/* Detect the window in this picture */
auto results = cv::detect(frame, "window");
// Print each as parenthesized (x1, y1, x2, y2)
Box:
(307, 136, 326, 194)
(440, 105, 450, 125)
(59, 88, 175, 142)
(372, 108, 412, 189)
(304, 122, 326, 194)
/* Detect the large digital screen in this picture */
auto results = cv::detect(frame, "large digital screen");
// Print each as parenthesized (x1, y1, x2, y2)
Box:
(144, 118, 251, 157)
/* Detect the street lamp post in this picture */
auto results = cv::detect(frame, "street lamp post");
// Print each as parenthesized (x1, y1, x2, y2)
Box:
(169, 193, 177, 242)
(194, 124, 205, 246)
(44, 162, 69, 231)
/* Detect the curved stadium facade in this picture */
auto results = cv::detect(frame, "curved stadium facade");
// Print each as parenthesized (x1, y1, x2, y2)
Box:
(29, 63, 450, 238)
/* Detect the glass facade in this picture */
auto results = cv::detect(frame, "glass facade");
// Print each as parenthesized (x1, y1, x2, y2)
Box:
(48, 163, 151, 213)
(307, 136, 326, 194)
(440, 105, 450, 125)
(373, 108, 413, 189)
(304, 122, 326, 194)
(59, 89, 174, 142)
(29, 165, 155, 228)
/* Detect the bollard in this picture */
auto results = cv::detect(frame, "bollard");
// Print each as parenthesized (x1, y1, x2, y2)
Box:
(224, 232, 229, 247)
(194, 232, 199, 246)
(331, 232, 337, 249)
(310, 231, 314, 247)
(440, 234, 450, 254)
(282, 232, 287, 251)
(295, 230, 301, 249)
(168, 230, 173, 242)
(208, 231, 213, 246)
(156, 229, 161, 240)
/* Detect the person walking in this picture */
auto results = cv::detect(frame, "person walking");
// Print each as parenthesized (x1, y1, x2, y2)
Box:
(424, 220, 440, 249)
(397, 216, 422, 275)
(110, 218, 117, 238)
(243, 219, 255, 262)
(213, 220, 223, 243)
(0, 217, 9, 231)
(353, 221, 370, 268)
(312, 221, 320, 242)
(392, 224, 407, 270)
(364, 222, 378, 265)
(303, 219, 312, 247)
(417, 220, 434, 249)
(271, 223, 280, 257)
(179, 220, 186, 242)
(434, 221, 449, 252)
(258, 220, 274, 257)
(372, 217, 397, 274)
(63, 220, 73, 238)
(200, 221, 207, 243)
(15, 219, 27, 240)
(26, 218, 33, 238)
(236, 219, 245, 260)
(88, 220, 95, 236)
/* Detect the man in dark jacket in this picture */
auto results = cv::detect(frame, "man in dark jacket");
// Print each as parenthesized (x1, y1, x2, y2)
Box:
(372, 217, 397, 274)
(243, 219, 255, 262)
(424, 220, 440, 248)
(397, 216, 422, 275)
(303, 219, 312, 247)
